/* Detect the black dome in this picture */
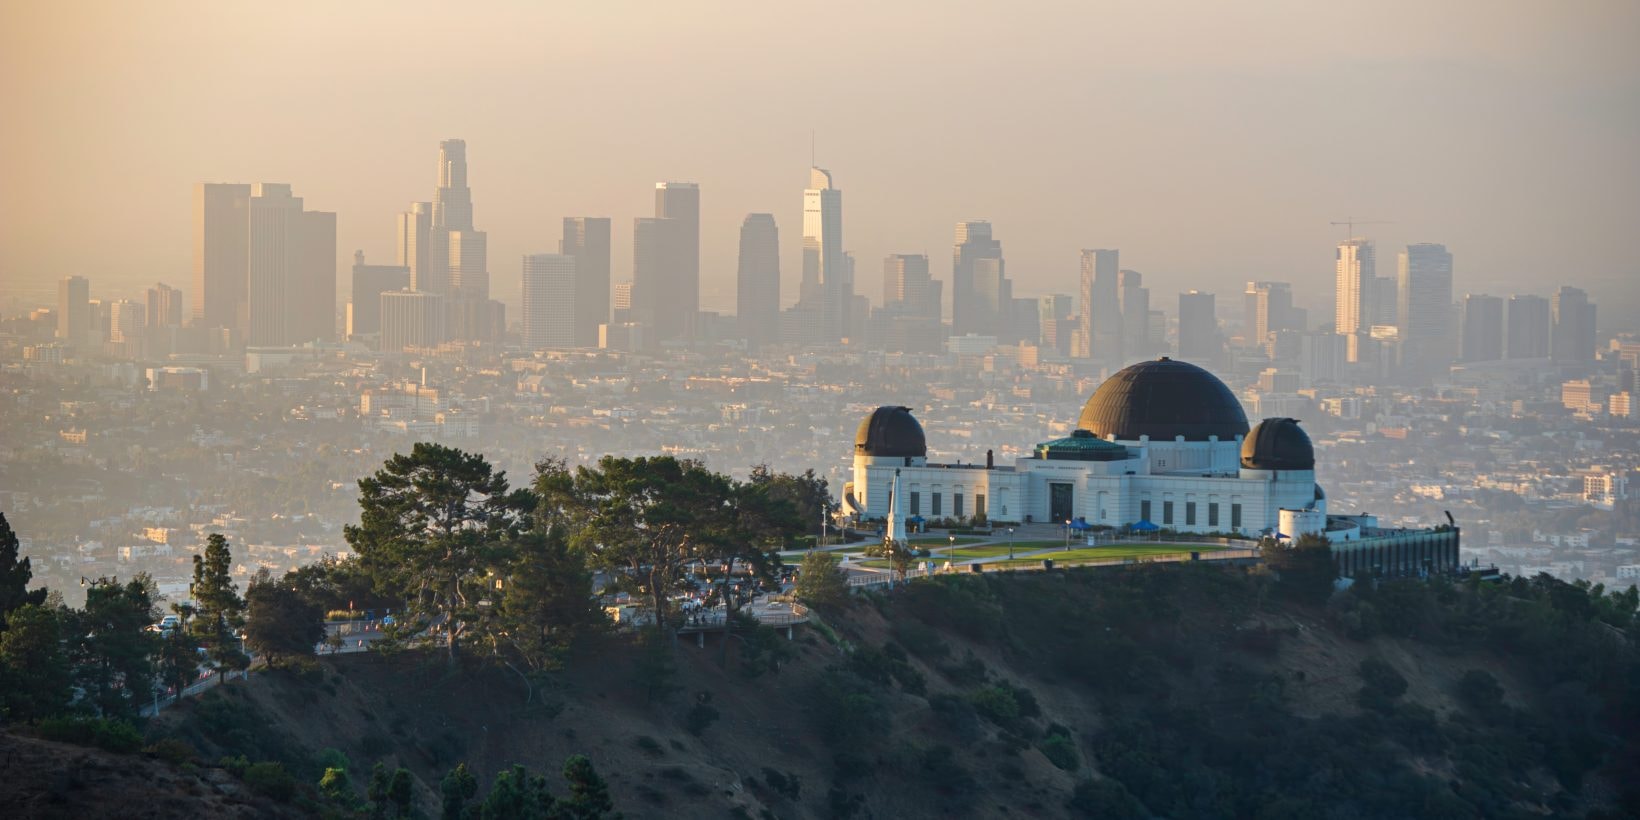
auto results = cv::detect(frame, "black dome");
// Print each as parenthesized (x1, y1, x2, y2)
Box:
(1240, 417, 1316, 470)
(1077, 358, 1249, 442)
(855, 406, 927, 458)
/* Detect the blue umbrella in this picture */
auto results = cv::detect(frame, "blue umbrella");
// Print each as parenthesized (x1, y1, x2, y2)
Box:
(1069, 519, 1094, 531)
(1130, 520, 1160, 532)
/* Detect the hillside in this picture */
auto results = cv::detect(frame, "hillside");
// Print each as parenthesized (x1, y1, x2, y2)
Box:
(117, 563, 1637, 819)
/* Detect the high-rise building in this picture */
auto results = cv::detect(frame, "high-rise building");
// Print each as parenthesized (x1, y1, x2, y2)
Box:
(1079, 249, 1121, 360)
(193, 183, 251, 333)
(1397, 243, 1454, 377)
(1372, 276, 1398, 328)
(1551, 286, 1597, 363)
(146, 283, 183, 329)
(561, 217, 612, 347)
(800, 169, 847, 340)
(736, 214, 780, 348)
(422, 140, 499, 343)
(1177, 291, 1219, 362)
(380, 290, 446, 352)
(883, 254, 941, 320)
(1244, 281, 1296, 347)
(1506, 294, 1551, 359)
(1119, 269, 1150, 359)
(348, 251, 410, 340)
(656, 182, 701, 341)
(521, 253, 578, 350)
(56, 275, 90, 348)
(1038, 294, 1074, 355)
(397, 202, 433, 292)
(953, 221, 1005, 337)
(107, 299, 146, 345)
(245, 183, 336, 347)
(1460, 294, 1504, 363)
(1335, 238, 1375, 362)
(632, 216, 680, 338)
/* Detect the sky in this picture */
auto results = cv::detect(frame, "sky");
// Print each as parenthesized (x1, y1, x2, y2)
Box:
(2, 0, 1638, 328)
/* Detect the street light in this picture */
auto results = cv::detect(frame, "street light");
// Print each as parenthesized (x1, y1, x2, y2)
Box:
(1008, 528, 1016, 561)
(1064, 520, 1071, 550)
(947, 534, 956, 569)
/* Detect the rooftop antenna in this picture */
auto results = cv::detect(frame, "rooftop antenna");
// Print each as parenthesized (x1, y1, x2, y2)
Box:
(1330, 216, 1393, 238)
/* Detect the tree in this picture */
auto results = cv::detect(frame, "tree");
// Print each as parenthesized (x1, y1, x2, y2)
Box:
(1264, 533, 1336, 604)
(243, 568, 325, 668)
(479, 764, 557, 819)
(749, 465, 836, 537)
(66, 576, 162, 720)
(794, 550, 849, 610)
(538, 456, 724, 634)
(388, 766, 415, 818)
(493, 526, 603, 683)
(0, 512, 47, 632)
(156, 626, 198, 705)
(440, 762, 478, 820)
(0, 603, 70, 721)
(190, 534, 247, 675)
(320, 766, 352, 803)
(346, 443, 528, 662)
(1358, 657, 1408, 712)
(560, 754, 616, 819)
(706, 479, 802, 668)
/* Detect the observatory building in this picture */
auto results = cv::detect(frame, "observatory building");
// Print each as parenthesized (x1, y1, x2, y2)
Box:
(846, 358, 1365, 545)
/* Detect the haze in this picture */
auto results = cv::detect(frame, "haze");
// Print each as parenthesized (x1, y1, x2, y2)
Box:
(2, 0, 1637, 324)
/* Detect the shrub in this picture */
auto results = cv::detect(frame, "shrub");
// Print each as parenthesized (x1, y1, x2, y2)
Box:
(1040, 733, 1080, 772)
(636, 735, 664, 756)
(243, 761, 298, 802)
(971, 686, 1022, 725)
(36, 716, 143, 754)
(143, 737, 197, 765)
(761, 767, 802, 800)
(686, 695, 720, 736)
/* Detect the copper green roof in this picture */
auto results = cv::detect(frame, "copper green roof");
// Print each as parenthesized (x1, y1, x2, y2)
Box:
(1035, 429, 1132, 461)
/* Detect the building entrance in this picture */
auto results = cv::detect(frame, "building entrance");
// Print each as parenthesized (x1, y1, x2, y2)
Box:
(1049, 482, 1074, 523)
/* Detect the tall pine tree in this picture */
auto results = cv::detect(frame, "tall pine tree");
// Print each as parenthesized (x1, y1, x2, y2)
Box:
(0, 512, 47, 632)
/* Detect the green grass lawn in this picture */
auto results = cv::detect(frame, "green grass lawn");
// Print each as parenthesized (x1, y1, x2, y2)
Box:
(907, 535, 984, 546)
(988, 544, 1226, 567)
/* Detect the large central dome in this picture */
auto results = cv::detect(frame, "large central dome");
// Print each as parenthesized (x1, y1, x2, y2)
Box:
(1077, 358, 1250, 442)
(855, 406, 928, 458)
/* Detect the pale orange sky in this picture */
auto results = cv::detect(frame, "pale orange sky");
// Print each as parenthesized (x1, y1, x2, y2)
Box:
(2, 0, 1637, 327)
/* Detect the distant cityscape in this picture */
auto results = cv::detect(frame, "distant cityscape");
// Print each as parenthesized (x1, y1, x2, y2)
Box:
(2, 138, 1635, 605)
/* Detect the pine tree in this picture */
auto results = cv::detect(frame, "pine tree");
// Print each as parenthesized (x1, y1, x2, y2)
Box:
(560, 755, 616, 819)
(67, 576, 162, 719)
(795, 550, 848, 610)
(0, 603, 71, 720)
(190, 534, 247, 674)
(0, 512, 47, 632)
(440, 762, 478, 820)
(243, 568, 325, 668)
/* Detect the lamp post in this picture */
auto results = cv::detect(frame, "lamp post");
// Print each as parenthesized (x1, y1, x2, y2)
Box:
(947, 534, 956, 569)
(1064, 520, 1071, 551)
(1008, 528, 1016, 561)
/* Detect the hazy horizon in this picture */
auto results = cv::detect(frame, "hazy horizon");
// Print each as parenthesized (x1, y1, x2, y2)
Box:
(3, 0, 1637, 329)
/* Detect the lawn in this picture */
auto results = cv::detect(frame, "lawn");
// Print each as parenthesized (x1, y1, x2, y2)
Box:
(907, 535, 984, 546)
(988, 544, 1225, 567)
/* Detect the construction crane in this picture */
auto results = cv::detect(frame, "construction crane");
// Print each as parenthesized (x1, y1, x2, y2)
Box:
(1330, 217, 1392, 238)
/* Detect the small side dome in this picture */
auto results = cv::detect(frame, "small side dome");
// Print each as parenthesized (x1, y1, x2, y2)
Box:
(855, 406, 927, 458)
(1240, 417, 1315, 470)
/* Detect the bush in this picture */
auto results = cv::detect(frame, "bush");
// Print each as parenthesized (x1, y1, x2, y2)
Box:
(636, 735, 664, 756)
(971, 686, 1022, 725)
(761, 767, 802, 800)
(143, 737, 197, 765)
(1358, 658, 1409, 713)
(685, 695, 720, 736)
(1040, 732, 1080, 772)
(36, 716, 143, 754)
(243, 760, 298, 802)
(1456, 669, 1505, 718)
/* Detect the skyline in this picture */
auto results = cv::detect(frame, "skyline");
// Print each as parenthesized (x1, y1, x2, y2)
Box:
(2, 1, 1637, 327)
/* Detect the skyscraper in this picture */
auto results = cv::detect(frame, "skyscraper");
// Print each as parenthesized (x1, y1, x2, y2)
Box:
(245, 183, 335, 347)
(193, 182, 251, 333)
(1506, 294, 1551, 359)
(146, 282, 183, 329)
(56, 275, 89, 348)
(656, 182, 701, 341)
(953, 221, 1004, 337)
(736, 214, 780, 348)
(801, 169, 847, 340)
(632, 216, 678, 338)
(423, 140, 497, 343)
(521, 253, 577, 350)
(1244, 281, 1296, 347)
(107, 299, 146, 345)
(1119, 269, 1150, 359)
(348, 251, 410, 340)
(1335, 238, 1375, 362)
(1038, 294, 1074, 354)
(1551, 286, 1597, 363)
(1079, 249, 1121, 360)
(397, 202, 432, 292)
(883, 254, 941, 320)
(1460, 294, 1504, 363)
(561, 217, 612, 347)
(1177, 291, 1219, 362)
(1397, 243, 1455, 377)
(380, 290, 446, 352)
